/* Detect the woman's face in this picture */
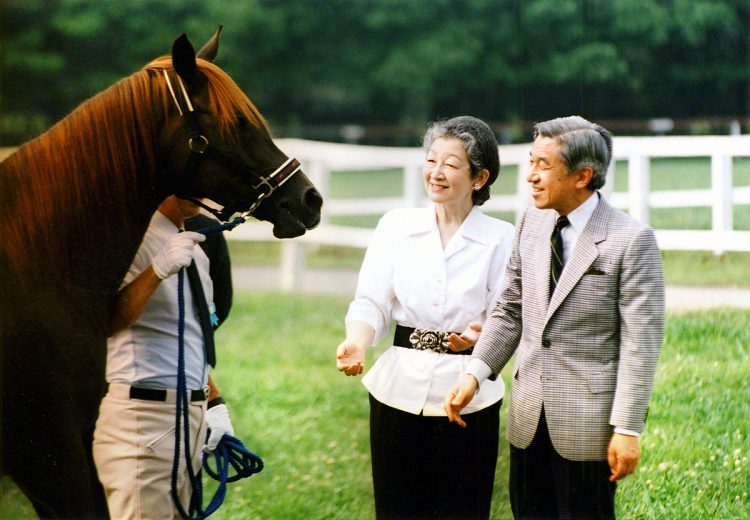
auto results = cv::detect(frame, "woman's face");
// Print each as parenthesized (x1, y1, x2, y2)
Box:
(422, 137, 481, 208)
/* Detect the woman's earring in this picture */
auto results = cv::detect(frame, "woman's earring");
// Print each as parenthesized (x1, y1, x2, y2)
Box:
(473, 183, 481, 191)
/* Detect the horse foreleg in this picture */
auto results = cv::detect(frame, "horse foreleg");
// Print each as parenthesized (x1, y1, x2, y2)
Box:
(8, 422, 107, 519)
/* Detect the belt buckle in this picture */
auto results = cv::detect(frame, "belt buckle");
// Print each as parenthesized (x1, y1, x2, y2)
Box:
(409, 328, 449, 354)
(203, 386, 210, 399)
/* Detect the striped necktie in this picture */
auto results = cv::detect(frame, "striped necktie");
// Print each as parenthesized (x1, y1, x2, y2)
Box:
(550, 215, 570, 296)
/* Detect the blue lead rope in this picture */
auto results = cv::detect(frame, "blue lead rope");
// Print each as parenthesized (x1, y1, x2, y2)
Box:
(171, 215, 264, 520)
(194, 215, 246, 235)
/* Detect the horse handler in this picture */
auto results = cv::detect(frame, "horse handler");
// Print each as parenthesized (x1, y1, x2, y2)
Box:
(93, 195, 234, 519)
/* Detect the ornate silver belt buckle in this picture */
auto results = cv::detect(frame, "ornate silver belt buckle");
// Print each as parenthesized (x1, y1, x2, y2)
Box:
(409, 328, 449, 354)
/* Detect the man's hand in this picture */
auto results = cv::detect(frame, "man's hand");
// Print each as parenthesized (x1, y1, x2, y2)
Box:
(444, 373, 479, 428)
(607, 432, 641, 481)
(152, 231, 206, 279)
(336, 341, 365, 376)
(447, 322, 482, 352)
(204, 403, 235, 453)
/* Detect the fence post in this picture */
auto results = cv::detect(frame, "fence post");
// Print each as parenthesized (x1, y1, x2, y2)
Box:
(711, 154, 733, 254)
(628, 155, 650, 224)
(403, 162, 424, 208)
(306, 160, 330, 224)
(601, 160, 616, 201)
(279, 241, 306, 292)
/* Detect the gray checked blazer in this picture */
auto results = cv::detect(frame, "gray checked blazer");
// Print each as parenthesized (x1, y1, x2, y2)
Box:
(473, 194, 664, 461)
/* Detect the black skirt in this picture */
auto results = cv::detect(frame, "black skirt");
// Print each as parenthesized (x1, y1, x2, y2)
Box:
(369, 393, 501, 520)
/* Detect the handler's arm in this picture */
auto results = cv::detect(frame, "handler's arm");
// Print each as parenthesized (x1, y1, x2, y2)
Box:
(204, 374, 235, 452)
(108, 231, 205, 335)
(108, 266, 162, 335)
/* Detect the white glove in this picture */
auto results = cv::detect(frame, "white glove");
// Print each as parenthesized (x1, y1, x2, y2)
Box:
(151, 231, 206, 279)
(204, 403, 235, 453)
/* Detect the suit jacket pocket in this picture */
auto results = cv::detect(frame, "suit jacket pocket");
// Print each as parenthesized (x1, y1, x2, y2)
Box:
(575, 273, 617, 306)
(588, 372, 617, 394)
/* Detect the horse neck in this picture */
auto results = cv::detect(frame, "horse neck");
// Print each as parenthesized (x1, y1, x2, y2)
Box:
(0, 72, 170, 295)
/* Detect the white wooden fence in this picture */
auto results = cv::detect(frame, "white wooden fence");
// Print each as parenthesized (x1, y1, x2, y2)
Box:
(4, 135, 749, 291)
(226, 136, 750, 290)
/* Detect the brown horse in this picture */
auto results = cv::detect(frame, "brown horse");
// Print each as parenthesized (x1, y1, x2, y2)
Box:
(0, 27, 321, 518)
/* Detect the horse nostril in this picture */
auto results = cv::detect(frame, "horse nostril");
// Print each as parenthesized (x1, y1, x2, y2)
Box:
(305, 188, 323, 212)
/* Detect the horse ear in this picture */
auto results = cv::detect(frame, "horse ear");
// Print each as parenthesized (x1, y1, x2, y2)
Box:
(196, 25, 223, 62)
(172, 33, 197, 84)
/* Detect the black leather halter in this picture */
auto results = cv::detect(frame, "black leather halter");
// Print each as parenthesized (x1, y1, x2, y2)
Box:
(162, 70, 301, 222)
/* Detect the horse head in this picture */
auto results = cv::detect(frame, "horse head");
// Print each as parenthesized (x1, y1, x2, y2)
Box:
(157, 26, 322, 238)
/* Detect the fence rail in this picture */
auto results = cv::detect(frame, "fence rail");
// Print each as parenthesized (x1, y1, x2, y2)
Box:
(3, 135, 750, 291)
(224, 136, 750, 290)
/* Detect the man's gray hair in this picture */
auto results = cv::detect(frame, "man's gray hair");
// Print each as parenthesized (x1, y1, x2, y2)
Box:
(533, 116, 613, 190)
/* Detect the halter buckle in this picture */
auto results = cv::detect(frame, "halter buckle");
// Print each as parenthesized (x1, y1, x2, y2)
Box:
(252, 176, 276, 196)
(189, 135, 209, 155)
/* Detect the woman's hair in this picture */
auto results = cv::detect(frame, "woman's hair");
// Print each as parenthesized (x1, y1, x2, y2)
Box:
(533, 115, 613, 190)
(422, 116, 500, 206)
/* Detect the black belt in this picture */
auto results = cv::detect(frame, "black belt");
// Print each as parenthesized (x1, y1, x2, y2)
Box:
(394, 325, 473, 355)
(129, 386, 207, 402)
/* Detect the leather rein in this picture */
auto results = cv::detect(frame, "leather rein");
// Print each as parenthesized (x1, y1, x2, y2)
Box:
(162, 70, 301, 222)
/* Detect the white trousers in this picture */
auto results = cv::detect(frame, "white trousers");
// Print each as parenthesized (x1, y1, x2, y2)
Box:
(93, 384, 207, 520)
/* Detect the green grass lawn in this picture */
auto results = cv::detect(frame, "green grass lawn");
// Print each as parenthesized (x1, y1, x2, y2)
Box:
(2, 295, 747, 519)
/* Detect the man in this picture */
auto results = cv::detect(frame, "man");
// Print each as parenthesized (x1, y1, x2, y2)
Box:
(445, 116, 664, 519)
(93, 196, 235, 519)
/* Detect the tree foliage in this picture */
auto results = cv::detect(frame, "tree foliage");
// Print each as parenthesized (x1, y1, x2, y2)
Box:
(1, 0, 748, 145)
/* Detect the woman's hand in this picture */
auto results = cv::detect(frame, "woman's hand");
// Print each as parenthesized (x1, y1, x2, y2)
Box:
(336, 341, 365, 376)
(447, 322, 482, 352)
(336, 322, 374, 377)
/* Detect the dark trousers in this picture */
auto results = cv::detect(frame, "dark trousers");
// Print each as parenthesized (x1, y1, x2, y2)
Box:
(369, 394, 501, 520)
(509, 408, 616, 520)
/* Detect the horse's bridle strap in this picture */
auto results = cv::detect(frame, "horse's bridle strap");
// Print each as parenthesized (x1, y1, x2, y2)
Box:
(268, 158, 302, 189)
(162, 69, 302, 221)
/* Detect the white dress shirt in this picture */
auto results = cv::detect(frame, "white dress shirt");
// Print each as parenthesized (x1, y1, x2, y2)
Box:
(106, 211, 212, 390)
(346, 204, 515, 416)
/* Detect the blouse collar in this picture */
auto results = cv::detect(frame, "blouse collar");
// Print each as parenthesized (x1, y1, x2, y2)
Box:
(405, 204, 492, 246)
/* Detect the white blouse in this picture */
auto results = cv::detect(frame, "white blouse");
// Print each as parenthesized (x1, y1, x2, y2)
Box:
(346, 204, 515, 416)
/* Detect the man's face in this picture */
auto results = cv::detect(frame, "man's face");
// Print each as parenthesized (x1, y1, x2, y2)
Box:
(526, 136, 581, 215)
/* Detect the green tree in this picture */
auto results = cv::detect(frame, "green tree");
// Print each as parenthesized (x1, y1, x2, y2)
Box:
(1, 0, 748, 145)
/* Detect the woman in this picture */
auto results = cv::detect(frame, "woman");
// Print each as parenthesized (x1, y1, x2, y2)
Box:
(336, 116, 515, 519)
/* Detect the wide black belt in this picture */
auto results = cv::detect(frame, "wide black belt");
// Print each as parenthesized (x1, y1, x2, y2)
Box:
(129, 386, 207, 402)
(393, 325, 473, 355)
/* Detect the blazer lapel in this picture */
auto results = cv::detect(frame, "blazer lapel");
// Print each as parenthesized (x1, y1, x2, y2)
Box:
(546, 198, 610, 321)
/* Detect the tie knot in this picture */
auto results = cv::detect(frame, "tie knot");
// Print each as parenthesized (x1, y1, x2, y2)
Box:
(556, 216, 570, 231)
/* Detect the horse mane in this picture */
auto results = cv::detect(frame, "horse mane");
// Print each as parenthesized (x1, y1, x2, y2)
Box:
(145, 56, 270, 140)
(1, 55, 266, 289)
